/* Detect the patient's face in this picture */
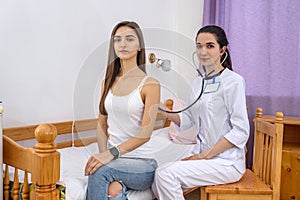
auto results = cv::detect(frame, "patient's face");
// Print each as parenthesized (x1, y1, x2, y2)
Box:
(113, 26, 140, 61)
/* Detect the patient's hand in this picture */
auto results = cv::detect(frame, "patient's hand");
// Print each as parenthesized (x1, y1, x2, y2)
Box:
(85, 151, 113, 175)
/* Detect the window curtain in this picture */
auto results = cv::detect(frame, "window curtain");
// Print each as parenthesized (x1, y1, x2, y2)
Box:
(203, 0, 300, 168)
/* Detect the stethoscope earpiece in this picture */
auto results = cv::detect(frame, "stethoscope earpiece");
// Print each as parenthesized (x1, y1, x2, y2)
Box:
(220, 51, 228, 65)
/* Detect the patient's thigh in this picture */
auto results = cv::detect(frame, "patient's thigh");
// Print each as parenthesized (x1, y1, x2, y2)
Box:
(107, 157, 157, 173)
(107, 157, 158, 190)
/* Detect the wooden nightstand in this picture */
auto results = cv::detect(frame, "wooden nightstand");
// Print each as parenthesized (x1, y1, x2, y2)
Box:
(261, 115, 300, 200)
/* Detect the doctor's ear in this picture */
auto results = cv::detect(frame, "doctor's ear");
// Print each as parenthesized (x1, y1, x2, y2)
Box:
(220, 47, 227, 54)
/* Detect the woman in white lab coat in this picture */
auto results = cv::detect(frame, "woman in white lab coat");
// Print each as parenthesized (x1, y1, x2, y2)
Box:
(152, 25, 250, 200)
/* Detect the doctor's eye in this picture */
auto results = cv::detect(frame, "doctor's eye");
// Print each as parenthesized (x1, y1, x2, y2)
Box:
(207, 44, 215, 49)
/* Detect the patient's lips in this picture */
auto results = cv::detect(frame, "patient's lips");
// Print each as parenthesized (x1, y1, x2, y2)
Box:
(119, 50, 129, 54)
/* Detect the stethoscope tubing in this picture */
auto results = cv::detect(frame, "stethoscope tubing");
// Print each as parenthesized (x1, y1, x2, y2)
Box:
(159, 77, 205, 114)
(159, 51, 225, 114)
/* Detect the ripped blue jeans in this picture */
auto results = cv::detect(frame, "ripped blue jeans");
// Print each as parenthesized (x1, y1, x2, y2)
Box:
(86, 157, 158, 200)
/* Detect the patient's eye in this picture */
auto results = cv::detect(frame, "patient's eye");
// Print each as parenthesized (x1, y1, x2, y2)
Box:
(126, 35, 136, 42)
(113, 36, 121, 43)
(196, 44, 202, 49)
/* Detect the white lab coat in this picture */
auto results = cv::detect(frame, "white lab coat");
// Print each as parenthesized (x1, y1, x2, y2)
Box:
(152, 68, 250, 200)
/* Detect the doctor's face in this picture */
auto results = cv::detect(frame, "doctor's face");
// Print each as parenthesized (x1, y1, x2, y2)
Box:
(195, 33, 222, 69)
(113, 26, 140, 61)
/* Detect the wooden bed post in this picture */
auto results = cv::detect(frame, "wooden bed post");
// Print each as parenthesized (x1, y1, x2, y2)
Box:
(30, 124, 60, 200)
(163, 99, 173, 127)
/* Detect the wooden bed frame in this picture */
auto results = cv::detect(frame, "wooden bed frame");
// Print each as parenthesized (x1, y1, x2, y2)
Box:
(2, 100, 173, 200)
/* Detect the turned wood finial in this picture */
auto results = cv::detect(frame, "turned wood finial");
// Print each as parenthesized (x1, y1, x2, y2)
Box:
(275, 112, 284, 122)
(163, 99, 174, 128)
(32, 124, 60, 199)
(256, 107, 263, 118)
(34, 124, 57, 152)
(166, 99, 173, 110)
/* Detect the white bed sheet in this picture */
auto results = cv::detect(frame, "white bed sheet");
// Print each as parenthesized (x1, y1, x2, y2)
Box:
(58, 127, 195, 200)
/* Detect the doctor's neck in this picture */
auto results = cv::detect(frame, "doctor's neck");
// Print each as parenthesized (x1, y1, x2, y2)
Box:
(204, 64, 224, 77)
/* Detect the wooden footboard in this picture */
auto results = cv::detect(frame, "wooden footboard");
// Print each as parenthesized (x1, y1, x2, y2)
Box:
(3, 124, 60, 200)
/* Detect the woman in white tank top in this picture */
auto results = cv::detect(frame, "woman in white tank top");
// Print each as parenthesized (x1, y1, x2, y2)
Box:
(85, 21, 160, 200)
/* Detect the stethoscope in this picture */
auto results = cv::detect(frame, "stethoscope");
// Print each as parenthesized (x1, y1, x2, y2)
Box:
(153, 51, 227, 114)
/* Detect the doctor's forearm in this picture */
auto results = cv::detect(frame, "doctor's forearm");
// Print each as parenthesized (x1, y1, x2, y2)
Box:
(206, 138, 234, 159)
(166, 112, 181, 126)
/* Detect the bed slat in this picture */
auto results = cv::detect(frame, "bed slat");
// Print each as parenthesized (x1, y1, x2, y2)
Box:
(23, 171, 30, 200)
(12, 168, 20, 200)
(4, 165, 10, 200)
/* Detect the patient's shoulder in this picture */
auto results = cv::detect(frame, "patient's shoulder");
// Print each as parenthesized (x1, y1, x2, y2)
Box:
(145, 76, 160, 85)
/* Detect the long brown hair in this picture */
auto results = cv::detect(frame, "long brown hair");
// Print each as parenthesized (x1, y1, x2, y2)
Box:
(99, 21, 146, 115)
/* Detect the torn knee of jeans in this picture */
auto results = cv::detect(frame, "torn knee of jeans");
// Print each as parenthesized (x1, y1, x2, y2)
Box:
(108, 181, 124, 197)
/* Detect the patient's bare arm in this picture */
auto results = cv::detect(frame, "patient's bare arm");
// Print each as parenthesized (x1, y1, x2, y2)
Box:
(96, 113, 109, 153)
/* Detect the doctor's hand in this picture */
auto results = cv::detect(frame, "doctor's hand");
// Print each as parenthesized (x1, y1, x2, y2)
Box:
(182, 148, 212, 161)
(159, 102, 168, 113)
(85, 151, 114, 175)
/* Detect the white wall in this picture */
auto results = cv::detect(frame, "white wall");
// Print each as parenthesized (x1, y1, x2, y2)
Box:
(0, 0, 203, 128)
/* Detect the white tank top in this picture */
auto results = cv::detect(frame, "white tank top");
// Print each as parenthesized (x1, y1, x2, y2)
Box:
(105, 76, 155, 158)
